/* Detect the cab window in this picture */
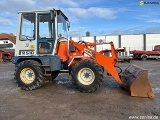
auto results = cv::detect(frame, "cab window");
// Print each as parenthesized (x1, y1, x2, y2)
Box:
(20, 13, 35, 40)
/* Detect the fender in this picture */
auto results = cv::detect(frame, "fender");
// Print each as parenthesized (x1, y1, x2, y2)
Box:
(12, 55, 61, 71)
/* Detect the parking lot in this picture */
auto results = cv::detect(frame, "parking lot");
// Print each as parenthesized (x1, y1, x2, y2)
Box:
(0, 60, 160, 120)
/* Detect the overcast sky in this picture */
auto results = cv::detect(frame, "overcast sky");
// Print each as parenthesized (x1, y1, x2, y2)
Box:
(0, 0, 160, 37)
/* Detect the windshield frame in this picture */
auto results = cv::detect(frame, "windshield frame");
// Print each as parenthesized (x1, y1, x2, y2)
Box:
(57, 11, 69, 39)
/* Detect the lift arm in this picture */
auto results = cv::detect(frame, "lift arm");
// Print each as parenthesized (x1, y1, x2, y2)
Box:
(71, 41, 123, 85)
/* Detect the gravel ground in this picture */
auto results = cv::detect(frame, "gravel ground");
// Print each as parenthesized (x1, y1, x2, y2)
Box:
(0, 60, 160, 120)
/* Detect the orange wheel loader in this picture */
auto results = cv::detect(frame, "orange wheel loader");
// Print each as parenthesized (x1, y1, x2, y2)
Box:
(12, 9, 155, 98)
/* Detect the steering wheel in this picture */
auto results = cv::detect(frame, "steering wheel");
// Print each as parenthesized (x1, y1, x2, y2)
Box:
(21, 35, 29, 40)
(78, 41, 95, 48)
(78, 41, 87, 44)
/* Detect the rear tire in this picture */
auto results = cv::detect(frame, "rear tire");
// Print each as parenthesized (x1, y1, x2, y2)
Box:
(71, 59, 103, 93)
(141, 55, 147, 61)
(2, 54, 5, 62)
(15, 60, 45, 90)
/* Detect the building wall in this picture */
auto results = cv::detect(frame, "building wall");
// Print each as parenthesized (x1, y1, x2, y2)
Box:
(0, 39, 16, 49)
(83, 36, 94, 43)
(96, 36, 106, 52)
(105, 36, 119, 48)
(146, 34, 160, 50)
(121, 34, 143, 56)
(0, 39, 8, 44)
(71, 37, 81, 42)
(71, 33, 160, 56)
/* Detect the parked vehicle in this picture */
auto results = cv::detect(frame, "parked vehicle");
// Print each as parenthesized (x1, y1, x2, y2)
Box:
(99, 47, 132, 63)
(130, 45, 160, 60)
(0, 50, 14, 62)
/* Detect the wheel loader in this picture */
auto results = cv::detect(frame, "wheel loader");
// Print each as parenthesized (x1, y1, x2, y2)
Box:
(12, 9, 155, 98)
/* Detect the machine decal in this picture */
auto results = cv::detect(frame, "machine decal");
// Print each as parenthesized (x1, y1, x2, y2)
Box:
(24, 43, 35, 50)
(84, 48, 96, 57)
(25, 43, 29, 47)
(30, 45, 35, 50)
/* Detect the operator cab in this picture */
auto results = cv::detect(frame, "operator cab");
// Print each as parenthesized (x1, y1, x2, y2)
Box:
(15, 9, 70, 56)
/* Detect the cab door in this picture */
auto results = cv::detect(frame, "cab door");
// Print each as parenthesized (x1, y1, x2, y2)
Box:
(16, 13, 37, 56)
(37, 13, 56, 54)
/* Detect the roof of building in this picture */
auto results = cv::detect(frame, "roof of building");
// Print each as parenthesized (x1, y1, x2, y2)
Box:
(0, 33, 16, 44)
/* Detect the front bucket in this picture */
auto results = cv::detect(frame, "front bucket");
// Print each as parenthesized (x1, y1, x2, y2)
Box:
(121, 64, 155, 98)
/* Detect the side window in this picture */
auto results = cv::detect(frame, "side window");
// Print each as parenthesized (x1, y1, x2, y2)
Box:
(39, 22, 49, 38)
(58, 23, 63, 37)
(57, 15, 67, 38)
(39, 14, 53, 38)
(20, 13, 35, 40)
(3, 41, 8, 44)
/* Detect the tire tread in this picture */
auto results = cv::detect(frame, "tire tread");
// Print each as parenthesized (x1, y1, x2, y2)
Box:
(71, 59, 103, 93)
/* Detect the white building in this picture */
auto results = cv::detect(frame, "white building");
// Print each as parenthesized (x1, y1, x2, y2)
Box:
(0, 33, 16, 50)
(71, 33, 160, 56)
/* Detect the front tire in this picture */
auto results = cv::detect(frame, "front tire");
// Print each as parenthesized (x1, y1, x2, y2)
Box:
(15, 60, 45, 90)
(71, 59, 103, 93)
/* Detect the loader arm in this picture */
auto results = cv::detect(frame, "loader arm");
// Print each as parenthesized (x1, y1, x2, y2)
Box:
(72, 41, 123, 85)
(70, 41, 155, 98)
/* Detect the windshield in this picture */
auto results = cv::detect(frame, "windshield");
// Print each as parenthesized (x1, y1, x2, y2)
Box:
(20, 13, 36, 40)
(57, 14, 68, 38)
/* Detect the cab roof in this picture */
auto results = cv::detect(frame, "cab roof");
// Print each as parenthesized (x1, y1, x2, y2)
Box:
(18, 9, 68, 21)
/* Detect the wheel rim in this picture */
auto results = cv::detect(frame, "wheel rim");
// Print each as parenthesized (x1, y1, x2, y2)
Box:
(77, 68, 95, 85)
(20, 68, 35, 84)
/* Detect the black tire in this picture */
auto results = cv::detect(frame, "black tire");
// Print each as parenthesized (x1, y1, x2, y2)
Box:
(141, 55, 147, 61)
(71, 59, 103, 93)
(14, 65, 18, 82)
(101, 66, 104, 73)
(14, 60, 45, 90)
(2, 54, 5, 62)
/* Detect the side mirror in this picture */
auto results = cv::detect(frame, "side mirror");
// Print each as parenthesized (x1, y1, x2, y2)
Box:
(51, 9, 56, 21)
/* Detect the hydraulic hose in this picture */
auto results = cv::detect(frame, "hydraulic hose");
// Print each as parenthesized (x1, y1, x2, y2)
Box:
(115, 66, 122, 75)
